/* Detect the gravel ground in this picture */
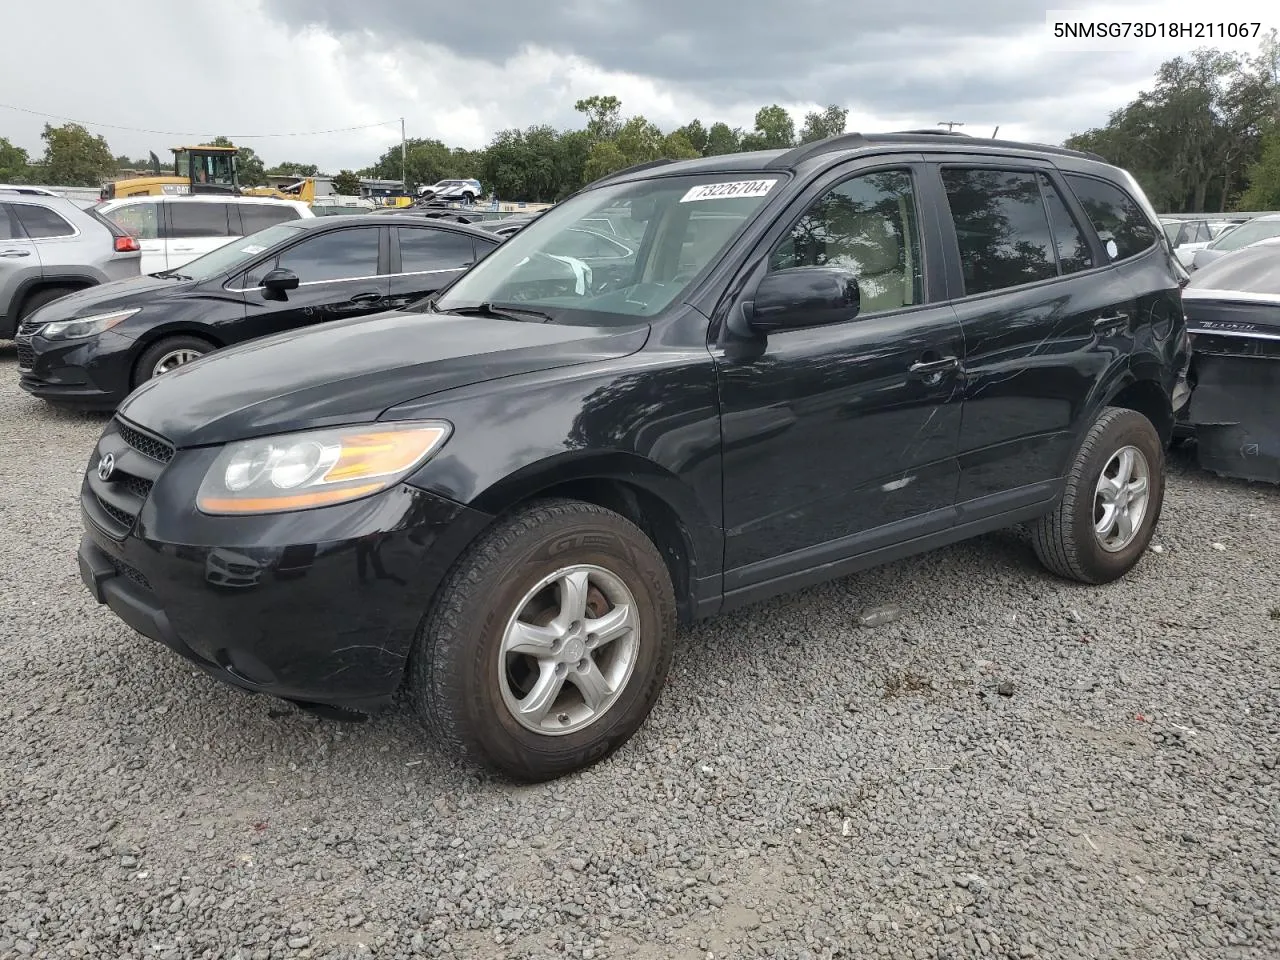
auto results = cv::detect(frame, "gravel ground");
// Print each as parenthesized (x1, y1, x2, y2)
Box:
(0, 342, 1277, 960)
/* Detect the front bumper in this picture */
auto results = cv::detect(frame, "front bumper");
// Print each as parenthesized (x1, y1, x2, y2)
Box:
(17, 329, 135, 408)
(79, 451, 493, 712)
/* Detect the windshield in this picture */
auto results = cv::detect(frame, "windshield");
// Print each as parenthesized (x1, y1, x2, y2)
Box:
(1209, 218, 1280, 252)
(435, 173, 782, 325)
(173, 222, 304, 280)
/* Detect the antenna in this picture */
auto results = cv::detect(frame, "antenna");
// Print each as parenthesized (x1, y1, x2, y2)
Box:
(991, 125, 1000, 138)
(938, 121, 965, 132)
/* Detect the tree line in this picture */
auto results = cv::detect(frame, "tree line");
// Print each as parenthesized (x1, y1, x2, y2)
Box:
(1066, 32, 1280, 211)
(0, 99, 850, 201)
(5, 35, 1279, 213)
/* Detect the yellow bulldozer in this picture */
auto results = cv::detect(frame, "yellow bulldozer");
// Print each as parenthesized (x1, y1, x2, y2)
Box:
(100, 145, 240, 201)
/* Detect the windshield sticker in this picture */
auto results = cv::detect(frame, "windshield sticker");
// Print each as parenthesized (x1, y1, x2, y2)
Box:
(240, 244, 266, 254)
(680, 180, 776, 203)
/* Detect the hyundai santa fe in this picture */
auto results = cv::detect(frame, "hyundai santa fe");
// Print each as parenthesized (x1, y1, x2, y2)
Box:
(77, 131, 1190, 781)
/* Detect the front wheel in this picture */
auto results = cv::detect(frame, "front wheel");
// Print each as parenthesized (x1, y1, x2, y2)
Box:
(134, 335, 214, 387)
(1032, 406, 1165, 584)
(412, 498, 676, 781)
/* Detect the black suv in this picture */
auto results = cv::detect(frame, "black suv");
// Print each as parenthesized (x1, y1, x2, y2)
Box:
(77, 132, 1189, 781)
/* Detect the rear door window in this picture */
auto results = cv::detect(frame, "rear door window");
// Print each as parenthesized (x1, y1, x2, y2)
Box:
(1062, 175, 1157, 262)
(941, 168, 1057, 295)
(168, 203, 232, 238)
(1038, 175, 1093, 275)
(12, 203, 76, 238)
(104, 203, 160, 240)
(240, 204, 302, 235)
(397, 227, 475, 273)
(0, 204, 22, 240)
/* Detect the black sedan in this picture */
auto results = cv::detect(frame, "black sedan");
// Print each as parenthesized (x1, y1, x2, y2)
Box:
(15, 215, 501, 409)
(1179, 237, 1280, 482)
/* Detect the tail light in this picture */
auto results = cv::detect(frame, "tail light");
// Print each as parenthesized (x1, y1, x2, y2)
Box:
(114, 236, 140, 253)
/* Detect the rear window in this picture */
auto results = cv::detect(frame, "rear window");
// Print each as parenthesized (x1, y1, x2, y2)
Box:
(240, 204, 301, 234)
(104, 203, 160, 240)
(1062, 175, 1157, 262)
(12, 203, 75, 239)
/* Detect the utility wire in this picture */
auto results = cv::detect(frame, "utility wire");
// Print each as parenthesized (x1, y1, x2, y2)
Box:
(0, 103, 399, 139)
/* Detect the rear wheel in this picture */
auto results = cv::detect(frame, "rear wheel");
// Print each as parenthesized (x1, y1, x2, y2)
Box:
(134, 335, 215, 387)
(412, 498, 676, 781)
(461, 191, 476, 204)
(1032, 407, 1165, 584)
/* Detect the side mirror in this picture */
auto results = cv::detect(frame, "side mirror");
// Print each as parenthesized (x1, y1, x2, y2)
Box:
(262, 268, 299, 293)
(748, 266, 860, 333)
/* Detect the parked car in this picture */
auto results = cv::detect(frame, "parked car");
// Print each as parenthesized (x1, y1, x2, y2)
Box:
(1190, 213, 1280, 271)
(2, 195, 141, 342)
(76, 132, 1187, 782)
(95, 195, 313, 275)
(17, 215, 498, 406)
(1161, 217, 1219, 267)
(416, 179, 483, 204)
(0, 184, 60, 197)
(474, 212, 545, 237)
(1179, 236, 1280, 482)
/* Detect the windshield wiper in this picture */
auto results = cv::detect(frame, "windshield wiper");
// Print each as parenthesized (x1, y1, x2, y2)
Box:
(154, 270, 193, 280)
(444, 302, 554, 323)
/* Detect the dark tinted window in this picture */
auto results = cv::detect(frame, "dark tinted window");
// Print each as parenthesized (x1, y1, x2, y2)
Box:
(168, 202, 231, 238)
(1063, 175, 1156, 262)
(1039, 174, 1093, 274)
(12, 203, 75, 238)
(276, 227, 380, 282)
(0, 204, 20, 240)
(942, 168, 1056, 295)
(770, 169, 924, 313)
(240, 204, 302, 235)
(397, 228, 475, 273)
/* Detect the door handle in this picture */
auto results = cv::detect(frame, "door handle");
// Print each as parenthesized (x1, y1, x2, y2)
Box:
(348, 292, 382, 304)
(0, 249, 31, 258)
(171, 246, 196, 253)
(908, 355, 959, 376)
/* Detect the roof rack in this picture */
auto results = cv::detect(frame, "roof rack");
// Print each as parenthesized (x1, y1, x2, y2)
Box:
(766, 130, 1105, 169)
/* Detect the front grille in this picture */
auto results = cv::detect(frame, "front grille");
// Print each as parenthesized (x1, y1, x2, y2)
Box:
(82, 418, 174, 539)
(15, 339, 35, 370)
(108, 554, 151, 590)
(116, 422, 175, 463)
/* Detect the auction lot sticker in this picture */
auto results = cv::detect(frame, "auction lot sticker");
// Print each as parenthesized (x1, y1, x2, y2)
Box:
(680, 179, 776, 203)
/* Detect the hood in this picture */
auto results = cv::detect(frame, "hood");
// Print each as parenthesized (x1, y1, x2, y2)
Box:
(118, 309, 650, 447)
(27, 274, 192, 326)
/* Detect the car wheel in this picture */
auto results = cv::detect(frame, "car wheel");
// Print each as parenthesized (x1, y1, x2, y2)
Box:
(17, 286, 79, 324)
(134, 335, 215, 387)
(461, 191, 476, 204)
(412, 498, 676, 782)
(1031, 406, 1165, 584)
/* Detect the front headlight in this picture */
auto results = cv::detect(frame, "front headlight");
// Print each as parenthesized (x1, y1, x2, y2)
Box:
(39, 308, 141, 340)
(196, 421, 451, 515)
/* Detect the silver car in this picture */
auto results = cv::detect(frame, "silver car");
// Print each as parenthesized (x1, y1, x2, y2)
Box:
(1, 195, 142, 341)
(1190, 213, 1280, 272)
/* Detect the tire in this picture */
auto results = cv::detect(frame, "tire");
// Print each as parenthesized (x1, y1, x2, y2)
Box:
(1032, 407, 1165, 584)
(17, 286, 80, 323)
(412, 498, 676, 782)
(461, 191, 476, 204)
(133, 335, 215, 387)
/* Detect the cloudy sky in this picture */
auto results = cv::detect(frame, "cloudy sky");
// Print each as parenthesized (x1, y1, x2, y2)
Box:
(1, 0, 1274, 174)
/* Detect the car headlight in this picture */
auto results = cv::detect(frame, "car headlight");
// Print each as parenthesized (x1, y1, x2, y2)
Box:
(196, 421, 451, 515)
(38, 308, 141, 340)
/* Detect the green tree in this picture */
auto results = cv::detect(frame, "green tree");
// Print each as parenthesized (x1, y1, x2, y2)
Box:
(1239, 129, 1280, 208)
(266, 161, 320, 179)
(615, 116, 665, 164)
(704, 122, 742, 156)
(661, 131, 700, 161)
(741, 105, 795, 151)
(0, 138, 31, 182)
(799, 105, 848, 143)
(39, 123, 116, 186)
(574, 95, 623, 141)
(583, 140, 628, 182)
(365, 138, 457, 191)
(332, 169, 362, 195)
(674, 119, 709, 154)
